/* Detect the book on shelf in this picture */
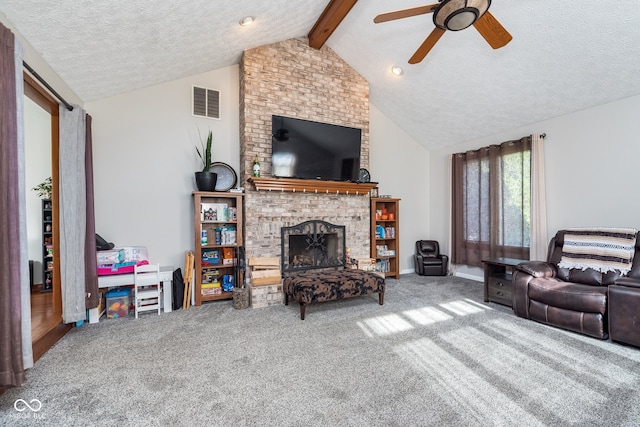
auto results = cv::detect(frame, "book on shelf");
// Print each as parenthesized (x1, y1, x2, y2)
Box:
(376, 244, 396, 257)
(376, 259, 390, 273)
(202, 249, 221, 266)
(384, 227, 395, 238)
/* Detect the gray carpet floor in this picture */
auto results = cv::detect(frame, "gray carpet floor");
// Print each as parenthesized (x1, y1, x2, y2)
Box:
(2, 274, 640, 426)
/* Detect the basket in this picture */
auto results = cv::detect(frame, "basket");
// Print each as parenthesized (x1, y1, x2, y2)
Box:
(232, 287, 249, 310)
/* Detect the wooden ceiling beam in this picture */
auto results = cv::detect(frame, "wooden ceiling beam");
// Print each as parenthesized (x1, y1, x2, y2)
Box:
(308, 0, 358, 49)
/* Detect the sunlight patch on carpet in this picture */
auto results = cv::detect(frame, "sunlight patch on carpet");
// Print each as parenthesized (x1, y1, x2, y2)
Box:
(403, 306, 453, 325)
(441, 325, 607, 424)
(356, 313, 413, 337)
(395, 337, 545, 426)
(484, 319, 640, 388)
(439, 300, 487, 316)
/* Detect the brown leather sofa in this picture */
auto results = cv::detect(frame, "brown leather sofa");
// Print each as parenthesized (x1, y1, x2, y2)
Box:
(513, 230, 640, 342)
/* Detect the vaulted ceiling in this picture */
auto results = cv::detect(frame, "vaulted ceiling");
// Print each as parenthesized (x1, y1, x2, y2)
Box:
(3, 1, 640, 149)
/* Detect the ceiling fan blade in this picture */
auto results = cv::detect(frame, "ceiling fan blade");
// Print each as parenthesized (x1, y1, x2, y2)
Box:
(374, 3, 439, 24)
(473, 11, 513, 49)
(409, 27, 446, 64)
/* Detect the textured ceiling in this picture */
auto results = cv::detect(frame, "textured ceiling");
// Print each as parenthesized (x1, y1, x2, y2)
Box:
(3, 0, 640, 149)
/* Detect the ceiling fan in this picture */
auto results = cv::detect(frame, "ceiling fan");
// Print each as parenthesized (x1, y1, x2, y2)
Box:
(374, 0, 512, 64)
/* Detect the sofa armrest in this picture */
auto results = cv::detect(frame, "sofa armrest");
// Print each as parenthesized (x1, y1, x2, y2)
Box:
(414, 254, 424, 275)
(514, 261, 557, 278)
(512, 262, 555, 319)
(614, 277, 640, 289)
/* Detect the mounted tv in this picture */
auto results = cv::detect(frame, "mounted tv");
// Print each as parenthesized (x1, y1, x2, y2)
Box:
(271, 115, 362, 181)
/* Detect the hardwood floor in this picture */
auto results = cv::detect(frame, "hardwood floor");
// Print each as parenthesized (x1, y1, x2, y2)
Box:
(31, 290, 71, 362)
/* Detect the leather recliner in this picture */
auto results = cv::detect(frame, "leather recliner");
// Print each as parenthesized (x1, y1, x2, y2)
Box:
(414, 240, 448, 276)
(513, 230, 640, 341)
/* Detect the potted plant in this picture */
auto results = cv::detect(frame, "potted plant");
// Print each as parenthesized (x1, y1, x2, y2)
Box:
(195, 130, 217, 191)
(32, 176, 52, 199)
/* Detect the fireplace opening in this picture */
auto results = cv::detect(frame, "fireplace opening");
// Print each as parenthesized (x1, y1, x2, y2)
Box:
(281, 220, 345, 274)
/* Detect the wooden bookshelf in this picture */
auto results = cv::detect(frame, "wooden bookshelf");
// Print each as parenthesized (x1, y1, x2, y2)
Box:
(192, 192, 244, 306)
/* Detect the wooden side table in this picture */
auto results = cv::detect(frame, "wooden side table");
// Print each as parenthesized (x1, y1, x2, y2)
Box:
(482, 258, 528, 308)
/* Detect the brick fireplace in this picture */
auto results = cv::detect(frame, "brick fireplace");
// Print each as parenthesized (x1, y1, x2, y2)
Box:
(239, 38, 371, 272)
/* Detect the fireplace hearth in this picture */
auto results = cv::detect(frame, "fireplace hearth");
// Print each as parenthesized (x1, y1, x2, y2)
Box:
(281, 220, 346, 274)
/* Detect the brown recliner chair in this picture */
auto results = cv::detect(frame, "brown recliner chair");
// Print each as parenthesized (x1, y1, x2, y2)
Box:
(414, 240, 448, 276)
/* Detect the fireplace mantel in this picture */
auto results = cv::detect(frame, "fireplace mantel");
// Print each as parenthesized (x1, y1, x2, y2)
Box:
(249, 177, 377, 196)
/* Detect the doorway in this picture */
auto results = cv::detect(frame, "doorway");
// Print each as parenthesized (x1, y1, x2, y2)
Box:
(24, 73, 69, 360)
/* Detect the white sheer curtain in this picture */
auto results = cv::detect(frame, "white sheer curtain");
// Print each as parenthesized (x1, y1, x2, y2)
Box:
(15, 38, 33, 370)
(59, 106, 87, 323)
(530, 133, 548, 261)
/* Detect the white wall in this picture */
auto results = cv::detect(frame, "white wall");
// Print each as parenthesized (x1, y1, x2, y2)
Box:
(24, 96, 52, 284)
(86, 73, 430, 274)
(429, 94, 640, 280)
(369, 104, 431, 274)
(86, 65, 240, 270)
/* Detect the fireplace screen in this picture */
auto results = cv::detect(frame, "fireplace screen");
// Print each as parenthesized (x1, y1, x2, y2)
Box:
(281, 220, 346, 273)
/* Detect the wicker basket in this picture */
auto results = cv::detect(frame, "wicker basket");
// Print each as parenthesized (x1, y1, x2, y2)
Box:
(232, 287, 249, 310)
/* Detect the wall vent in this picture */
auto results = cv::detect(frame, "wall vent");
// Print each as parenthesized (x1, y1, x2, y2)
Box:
(192, 86, 220, 119)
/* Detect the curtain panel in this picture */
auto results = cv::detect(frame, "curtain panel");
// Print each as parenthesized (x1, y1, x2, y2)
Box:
(84, 114, 98, 309)
(530, 133, 548, 261)
(0, 21, 26, 389)
(59, 106, 88, 323)
(451, 137, 531, 267)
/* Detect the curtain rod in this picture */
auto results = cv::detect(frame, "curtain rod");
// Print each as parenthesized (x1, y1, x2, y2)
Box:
(23, 61, 74, 111)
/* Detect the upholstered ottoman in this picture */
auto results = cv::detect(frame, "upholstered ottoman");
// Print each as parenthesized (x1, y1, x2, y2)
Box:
(283, 269, 385, 320)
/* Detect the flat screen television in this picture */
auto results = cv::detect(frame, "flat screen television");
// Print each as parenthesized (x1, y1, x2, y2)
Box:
(271, 115, 361, 181)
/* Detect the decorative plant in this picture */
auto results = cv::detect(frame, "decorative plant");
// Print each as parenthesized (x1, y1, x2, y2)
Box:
(196, 129, 213, 172)
(32, 176, 52, 199)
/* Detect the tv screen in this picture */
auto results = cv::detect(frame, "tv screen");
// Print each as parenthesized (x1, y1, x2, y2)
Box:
(271, 115, 361, 181)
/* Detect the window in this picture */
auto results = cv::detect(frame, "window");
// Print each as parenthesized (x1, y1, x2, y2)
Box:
(452, 137, 531, 267)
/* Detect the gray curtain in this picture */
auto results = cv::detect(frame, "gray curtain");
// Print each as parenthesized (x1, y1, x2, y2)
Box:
(0, 21, 26, 389)
(59, 106, 87, 323)
(15, 35, 33, 370)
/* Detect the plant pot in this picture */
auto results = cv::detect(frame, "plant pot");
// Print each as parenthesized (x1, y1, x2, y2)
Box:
(195, 171, 218, 192)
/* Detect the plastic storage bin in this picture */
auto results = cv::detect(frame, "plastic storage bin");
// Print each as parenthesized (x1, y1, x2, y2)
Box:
(106, 288, 130, 318)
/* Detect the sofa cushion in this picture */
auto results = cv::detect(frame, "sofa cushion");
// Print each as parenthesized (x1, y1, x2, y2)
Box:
(528, 277, 607, 314)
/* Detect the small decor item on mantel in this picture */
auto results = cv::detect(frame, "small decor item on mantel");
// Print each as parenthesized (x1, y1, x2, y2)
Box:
(252, 155, 261, 177)
(195, 129, 218, 192)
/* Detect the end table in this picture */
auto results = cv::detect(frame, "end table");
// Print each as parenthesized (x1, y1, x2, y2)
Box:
(482, 258, 528, 308)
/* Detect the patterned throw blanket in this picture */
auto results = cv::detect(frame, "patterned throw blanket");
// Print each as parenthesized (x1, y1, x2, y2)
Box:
(558, 228, 638, 275)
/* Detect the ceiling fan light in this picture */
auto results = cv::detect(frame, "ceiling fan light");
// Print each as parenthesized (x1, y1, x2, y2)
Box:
(434, 0, 491, 31)
(446, 10, 478, 31)
(239, 16, 255, 26)
(391, 65, 403, 76)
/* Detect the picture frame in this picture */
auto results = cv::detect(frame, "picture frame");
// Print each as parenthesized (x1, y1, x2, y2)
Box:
(370, 187, 378, 198)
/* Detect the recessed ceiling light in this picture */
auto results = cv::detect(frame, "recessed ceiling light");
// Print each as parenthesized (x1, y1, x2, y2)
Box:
(391, 66, 403, 76)
(239, 16, 255, 26)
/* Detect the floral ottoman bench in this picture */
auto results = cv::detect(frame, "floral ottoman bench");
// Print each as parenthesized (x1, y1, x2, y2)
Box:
(283, 269, 385, 320)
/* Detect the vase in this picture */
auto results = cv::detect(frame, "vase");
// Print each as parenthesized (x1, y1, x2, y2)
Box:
(195, 171, 218, 192)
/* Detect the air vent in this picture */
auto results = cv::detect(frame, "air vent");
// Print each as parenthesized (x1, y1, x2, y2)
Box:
(192, 86, 220, 119)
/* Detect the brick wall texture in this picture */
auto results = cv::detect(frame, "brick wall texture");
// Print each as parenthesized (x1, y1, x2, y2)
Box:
(240, 38, 371, 270)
